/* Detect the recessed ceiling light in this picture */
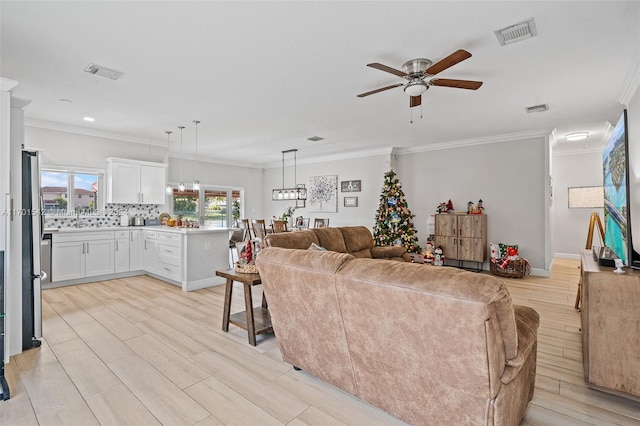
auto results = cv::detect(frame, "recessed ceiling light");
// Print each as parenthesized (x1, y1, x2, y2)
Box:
(59, 98, 72, 103)
(565, 132, 589, 141)
(83, 117, 95, 122)
(525, 104, 549, 113)
(307, 136, 324, 142)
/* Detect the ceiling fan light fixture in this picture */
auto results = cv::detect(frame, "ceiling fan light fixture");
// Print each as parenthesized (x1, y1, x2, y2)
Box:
(565, 132, 589, 142)
(404, 80, 428, 97)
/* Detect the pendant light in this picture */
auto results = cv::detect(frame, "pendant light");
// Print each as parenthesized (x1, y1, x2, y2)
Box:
(272, 149, 307, 201)
(192, 120, 200, 191)
(178, 125, 185, 192)
(165, 131, 173, 193)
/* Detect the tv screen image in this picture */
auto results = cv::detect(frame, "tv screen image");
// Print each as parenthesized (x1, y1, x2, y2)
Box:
(602, 110, 630, 265)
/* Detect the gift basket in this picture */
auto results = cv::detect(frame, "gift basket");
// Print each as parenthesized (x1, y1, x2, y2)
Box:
(489, 242, 531, 279)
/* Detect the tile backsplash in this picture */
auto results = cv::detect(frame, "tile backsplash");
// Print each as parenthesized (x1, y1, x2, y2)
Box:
(44, 204, 161, 230)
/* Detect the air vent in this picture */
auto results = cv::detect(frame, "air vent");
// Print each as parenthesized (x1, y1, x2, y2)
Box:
(525, 103, 549, 113)
(495, 18, 538, 46)
(307, 136, 324, 142)
(84, 63, 125, 80)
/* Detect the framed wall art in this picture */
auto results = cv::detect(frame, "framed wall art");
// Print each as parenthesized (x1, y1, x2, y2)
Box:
(341, 180, 361, 192)
(344, 196, 358, 207)
(308, 175, 338, 212)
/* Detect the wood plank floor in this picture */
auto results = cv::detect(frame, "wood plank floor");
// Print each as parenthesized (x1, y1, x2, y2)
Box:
(2, 259, 640, 425)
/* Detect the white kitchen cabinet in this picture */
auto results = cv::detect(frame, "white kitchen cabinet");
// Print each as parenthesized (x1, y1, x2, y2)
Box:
(106, 157, 168, 204)
(144, 230, 183, 282)
(129, 229, 144, 271)
(143, 230, 160, 274)
(114, 230, 130, 273)
(52, 231, 115, 282)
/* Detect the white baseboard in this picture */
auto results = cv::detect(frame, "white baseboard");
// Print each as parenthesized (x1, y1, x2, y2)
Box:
(554, 252, 581, 260)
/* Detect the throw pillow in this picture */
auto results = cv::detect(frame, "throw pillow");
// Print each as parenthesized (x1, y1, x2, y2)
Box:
(498, 243, 518, 258)
(308, 242, 327, 251)
(490, 242, 500, 259)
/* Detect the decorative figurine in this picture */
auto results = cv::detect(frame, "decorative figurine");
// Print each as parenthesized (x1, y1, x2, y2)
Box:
(424, 239, 435, 264)
(467, 201, 475, 214)
(477, 199, 484, 213)
(433, 245, 445, 266)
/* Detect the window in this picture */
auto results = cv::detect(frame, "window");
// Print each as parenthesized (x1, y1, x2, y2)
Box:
(170, 187, 242, 227)
(41, 168, 102, 214)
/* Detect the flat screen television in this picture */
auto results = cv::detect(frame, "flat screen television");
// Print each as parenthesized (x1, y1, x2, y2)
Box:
(602, 109, 639, 267)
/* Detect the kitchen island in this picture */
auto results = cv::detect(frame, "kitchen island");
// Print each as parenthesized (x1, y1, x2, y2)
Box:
(46, 226, 234, 291)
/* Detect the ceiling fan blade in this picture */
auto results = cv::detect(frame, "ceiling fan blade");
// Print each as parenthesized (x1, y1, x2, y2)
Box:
(367, 63, 407, 77)
(357, 83, 403, 98)
(410, 95, 421, 108)
(425, 49, 472, 75)
(431, 78, 483, 90)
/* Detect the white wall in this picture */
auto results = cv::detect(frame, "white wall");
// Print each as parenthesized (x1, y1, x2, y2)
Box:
(26, 126, 166, 168)
(396, 138, 549, 272)
(552, 150, 604, 259)
(261, 153, 391, 229)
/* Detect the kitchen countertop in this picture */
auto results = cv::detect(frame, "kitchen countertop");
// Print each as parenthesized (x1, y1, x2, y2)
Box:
(44, 226, 235, 234)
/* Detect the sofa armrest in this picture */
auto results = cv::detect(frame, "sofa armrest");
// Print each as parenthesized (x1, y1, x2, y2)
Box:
(370, 246, 411, 262)
(501, 305, 540, 384)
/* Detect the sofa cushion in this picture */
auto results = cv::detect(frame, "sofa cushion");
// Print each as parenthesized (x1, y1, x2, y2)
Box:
(313, 227, 348, 253)
(264, 230, 319, 249)
(339, 226, 374, 255)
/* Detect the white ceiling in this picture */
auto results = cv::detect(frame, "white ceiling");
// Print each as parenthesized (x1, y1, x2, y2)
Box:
(1, 1, 639, 167)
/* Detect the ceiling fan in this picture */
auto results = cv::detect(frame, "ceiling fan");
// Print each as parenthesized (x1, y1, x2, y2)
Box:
(357, 49, 483, 108)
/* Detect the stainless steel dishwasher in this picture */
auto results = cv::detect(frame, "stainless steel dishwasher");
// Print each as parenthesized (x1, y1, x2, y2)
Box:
(41, 233, 51, 284)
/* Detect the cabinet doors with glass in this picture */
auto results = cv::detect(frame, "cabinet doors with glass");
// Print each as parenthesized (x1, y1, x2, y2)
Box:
(434, 214, 487, 263)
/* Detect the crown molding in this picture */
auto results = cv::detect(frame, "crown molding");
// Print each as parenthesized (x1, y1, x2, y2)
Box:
(24, 117, 166, 146)
(0, 77, 18, 92)
(260, 147, 395, 169)
(618, 49, 640, 107)
(393, 129, 552, 155)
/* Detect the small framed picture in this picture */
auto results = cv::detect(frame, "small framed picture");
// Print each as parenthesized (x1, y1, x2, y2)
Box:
(341, 180, 361, 192)
(344, 196, 358, 207)
(296, 199, 306, 208)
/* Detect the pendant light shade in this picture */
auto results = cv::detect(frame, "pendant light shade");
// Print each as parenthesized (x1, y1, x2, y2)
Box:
(193, 120, 200, 191)
(272, 149, 307, 201)
(165, 130, 173, 193)
(178, 125, 185, 192)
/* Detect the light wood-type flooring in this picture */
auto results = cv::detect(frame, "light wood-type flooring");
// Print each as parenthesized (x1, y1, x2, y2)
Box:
(2, 258, 640, 425)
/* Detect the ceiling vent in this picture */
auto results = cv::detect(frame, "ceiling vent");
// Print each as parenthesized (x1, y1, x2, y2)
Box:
(525, 103, 549, 113)
(84, 63, 125, 80)
(495, 18, 537, 46)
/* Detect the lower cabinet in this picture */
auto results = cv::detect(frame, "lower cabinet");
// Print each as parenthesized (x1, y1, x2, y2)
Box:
(129, 229, 144, 271)
(52, 231, 115, 282)
(114, 230, 130, 273)
(144, 230, 183, 282)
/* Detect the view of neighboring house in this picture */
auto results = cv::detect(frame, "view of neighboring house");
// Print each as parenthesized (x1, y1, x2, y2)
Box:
(41, 186, 97, 211)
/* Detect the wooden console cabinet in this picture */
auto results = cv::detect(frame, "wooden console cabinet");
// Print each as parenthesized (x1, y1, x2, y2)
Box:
(580, 249, 640, 401)
(434, 214, 487, 263)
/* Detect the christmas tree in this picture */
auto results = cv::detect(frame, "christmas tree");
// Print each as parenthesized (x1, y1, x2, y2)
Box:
(373, 170, 421, 254)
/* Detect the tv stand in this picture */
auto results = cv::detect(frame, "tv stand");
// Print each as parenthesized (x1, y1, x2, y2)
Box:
(580, 250, 640, 402)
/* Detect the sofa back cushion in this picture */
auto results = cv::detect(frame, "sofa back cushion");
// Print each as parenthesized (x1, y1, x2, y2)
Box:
(334, 258, 518, 424)
(312, 227, 348, 253)
(255, 247, 358, 395)
(338, 226, 374, 258)
(264, 230, 319, 249)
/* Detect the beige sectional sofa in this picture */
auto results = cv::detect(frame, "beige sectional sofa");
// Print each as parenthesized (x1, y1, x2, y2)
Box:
(264, 225, 411, 262)
(256, 247, 539, 425)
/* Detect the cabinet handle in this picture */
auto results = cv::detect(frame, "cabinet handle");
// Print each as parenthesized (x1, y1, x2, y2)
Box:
(131, 233, 134, 242)
(116, 240, 119, 251)
(86, 242, 89, 254)
(141, 193, 144, 203)
(145, 240, 147, 250)
(82, 242, 85, 254)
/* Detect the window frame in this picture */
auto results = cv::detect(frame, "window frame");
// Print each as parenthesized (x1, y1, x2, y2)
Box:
(168, 184, 244, 228)
(41, 165, 105, 215)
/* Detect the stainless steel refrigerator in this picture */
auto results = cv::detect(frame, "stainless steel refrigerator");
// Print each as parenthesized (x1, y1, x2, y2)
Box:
(21, 150, 42, 350)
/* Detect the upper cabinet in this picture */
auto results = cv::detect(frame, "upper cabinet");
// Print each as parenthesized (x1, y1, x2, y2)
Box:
(106, 157, 168, 204)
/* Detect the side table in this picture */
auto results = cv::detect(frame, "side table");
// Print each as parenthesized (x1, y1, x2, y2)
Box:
(216, 269, 272, 346)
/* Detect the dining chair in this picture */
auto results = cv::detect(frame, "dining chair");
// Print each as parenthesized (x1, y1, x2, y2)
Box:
(272, 220, 289, 233)
(240, 218, 253, 241)
(314, 218, 329, 228)
(251, 219, 268, 248)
